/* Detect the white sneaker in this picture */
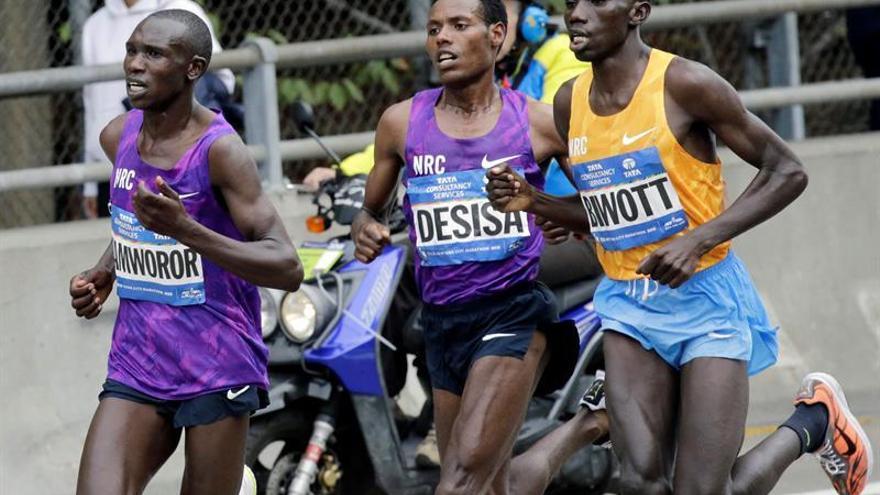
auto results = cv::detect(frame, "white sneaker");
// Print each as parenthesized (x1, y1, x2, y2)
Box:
(239, 464, 257, 495)
(416, 425, 441, 469)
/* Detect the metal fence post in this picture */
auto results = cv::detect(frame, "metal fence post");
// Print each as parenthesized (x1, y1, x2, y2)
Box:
(766, 13, 806, 140)
(242, 37, 284, 191)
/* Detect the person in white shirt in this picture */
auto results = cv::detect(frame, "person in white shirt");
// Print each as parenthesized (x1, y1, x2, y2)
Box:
(80, 0, 234, 218)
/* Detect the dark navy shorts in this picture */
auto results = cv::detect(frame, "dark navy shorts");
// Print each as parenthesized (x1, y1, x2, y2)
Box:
(422, 281, 576, 396)
(99, 379, 269, 429)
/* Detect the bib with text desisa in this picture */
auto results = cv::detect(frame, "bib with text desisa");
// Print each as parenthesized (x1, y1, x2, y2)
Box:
(407, 168, 530, 267)
(571, 147, 688, 251)
(111, 206, 206, 305)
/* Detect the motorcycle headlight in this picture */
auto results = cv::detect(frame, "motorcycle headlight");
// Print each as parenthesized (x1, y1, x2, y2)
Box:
(280, 290, 318, 343)
(258, 287, 278, 339)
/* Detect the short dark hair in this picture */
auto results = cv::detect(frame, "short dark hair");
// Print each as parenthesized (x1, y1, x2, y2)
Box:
(477, 0, 508, 27)
(432, 0, 508, 27)
(146, 9, 213, 65)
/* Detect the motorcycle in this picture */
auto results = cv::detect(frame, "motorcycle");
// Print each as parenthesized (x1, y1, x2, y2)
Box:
(245, 103, 612, 495)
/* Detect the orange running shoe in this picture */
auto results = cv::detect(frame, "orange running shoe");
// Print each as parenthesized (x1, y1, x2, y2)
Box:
(794, 372, 874, 495)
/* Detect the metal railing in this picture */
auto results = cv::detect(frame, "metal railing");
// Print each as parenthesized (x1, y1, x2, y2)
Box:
(1, 0, 880, 194)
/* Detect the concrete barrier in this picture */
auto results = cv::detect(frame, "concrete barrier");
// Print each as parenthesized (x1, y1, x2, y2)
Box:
(1, 135, 878, 493)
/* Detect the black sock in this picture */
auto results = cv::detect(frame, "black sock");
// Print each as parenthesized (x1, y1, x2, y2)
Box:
(780, 402, 830, 455)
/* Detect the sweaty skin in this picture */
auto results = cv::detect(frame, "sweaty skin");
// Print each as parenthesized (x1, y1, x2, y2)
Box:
(489, 2, 810, 495)
(69, 14, 302, 495)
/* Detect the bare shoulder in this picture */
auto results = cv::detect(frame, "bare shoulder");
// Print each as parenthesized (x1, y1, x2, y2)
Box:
(207, 132, 257, 187)
(98, 113, 129, 162)
(665, 57, 741, 120)
(553, 77, 576, 110)
(527, 96, 555, 130)
(378, 99, 414, 134)
(375, 98, 413, 157)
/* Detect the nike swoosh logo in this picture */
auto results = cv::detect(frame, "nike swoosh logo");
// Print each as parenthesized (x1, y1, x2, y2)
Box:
(621, 128, 655, 146)
(178, 192, 200, 200)
(481, 154, 522, 169)
(226, 385, 250, 400)
(707, 331, 737, 340)
(482, 332, 516, 342)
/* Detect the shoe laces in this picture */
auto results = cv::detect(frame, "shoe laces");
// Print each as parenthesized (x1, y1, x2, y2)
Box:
(816, 441, 848, 476)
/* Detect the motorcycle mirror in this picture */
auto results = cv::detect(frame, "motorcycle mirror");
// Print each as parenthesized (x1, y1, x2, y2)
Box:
(292, 101, 316, 133)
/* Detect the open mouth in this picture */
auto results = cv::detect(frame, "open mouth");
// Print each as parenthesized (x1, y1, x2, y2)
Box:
(437, 51, 457, 68)
(569, 31, 591, 50)
(126, 79, 148, 97)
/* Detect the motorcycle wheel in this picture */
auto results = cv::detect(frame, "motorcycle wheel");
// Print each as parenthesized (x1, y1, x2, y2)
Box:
(266, 451, 345, 495)
(245, 412, 310, 494)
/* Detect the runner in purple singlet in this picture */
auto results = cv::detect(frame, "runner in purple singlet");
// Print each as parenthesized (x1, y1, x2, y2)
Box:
(68, 10, 302, 495)
(352, 1, 609, 493)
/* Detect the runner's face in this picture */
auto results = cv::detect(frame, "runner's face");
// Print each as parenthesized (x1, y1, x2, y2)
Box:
(123, 18, 192, 110)
(426, 0, 506, 86)
(564, 0, 638, 62)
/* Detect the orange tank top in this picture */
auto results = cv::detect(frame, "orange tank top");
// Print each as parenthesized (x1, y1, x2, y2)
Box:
(567, 49, 729, 281)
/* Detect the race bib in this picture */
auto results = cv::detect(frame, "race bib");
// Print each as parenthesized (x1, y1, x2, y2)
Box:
(111, 206, 206, 305)
(571, 147, 688, 251)
(408, 169, 530, 267)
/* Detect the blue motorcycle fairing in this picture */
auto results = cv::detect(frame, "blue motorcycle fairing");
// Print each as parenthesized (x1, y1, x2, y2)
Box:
(559, 301, 602, 355)
(304, 245, 406, 396)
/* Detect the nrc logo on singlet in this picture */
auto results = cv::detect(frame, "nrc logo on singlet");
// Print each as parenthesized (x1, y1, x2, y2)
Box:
(569, 136, 588, 158)
(412, 154, 447, 176)
(113, 168, 136, 190)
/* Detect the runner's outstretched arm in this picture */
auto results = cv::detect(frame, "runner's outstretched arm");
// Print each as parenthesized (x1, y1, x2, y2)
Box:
(131, 132, 303, 291)
(486, 80, 590, 233)
(636, 59, 808, 287)
(352, 101, 409, 263)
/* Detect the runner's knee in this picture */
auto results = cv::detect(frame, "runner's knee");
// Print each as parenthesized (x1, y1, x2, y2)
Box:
(674, 474, 733, 495)
(617, 466, 671, 495)
(437, 446, 498, 495)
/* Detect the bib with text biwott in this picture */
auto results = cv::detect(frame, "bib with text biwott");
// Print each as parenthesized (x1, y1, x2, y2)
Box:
(571, 146, 688, 251)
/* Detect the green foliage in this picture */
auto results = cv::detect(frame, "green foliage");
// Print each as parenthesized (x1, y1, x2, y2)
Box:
(58, 21, 72, 44)
(276, 59, 404, 111)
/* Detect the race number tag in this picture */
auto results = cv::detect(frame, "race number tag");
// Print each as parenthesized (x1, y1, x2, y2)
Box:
(111, 206, 206, 305)
(408, 169, 530, 267)
(571, 147, 688, 251)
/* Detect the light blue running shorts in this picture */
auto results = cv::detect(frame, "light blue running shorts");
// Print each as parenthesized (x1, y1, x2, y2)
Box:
(595, 251, 778, 376)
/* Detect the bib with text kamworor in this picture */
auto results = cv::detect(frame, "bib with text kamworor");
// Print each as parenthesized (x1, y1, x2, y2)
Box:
(111, 206, 206, 305)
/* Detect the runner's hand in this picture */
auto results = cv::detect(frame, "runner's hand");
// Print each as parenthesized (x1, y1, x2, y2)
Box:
(354, 221, 391, 264)
(486, 165, 535, 212)
(70, 267, 114, 319)
(537, 216, 570, 244)
(132, 177, 191, 237)
(636, 234, 702, 288)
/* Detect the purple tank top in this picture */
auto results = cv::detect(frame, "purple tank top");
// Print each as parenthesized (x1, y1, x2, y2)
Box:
(403, 88, 544, 305)
(107, 109, 268, 399)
